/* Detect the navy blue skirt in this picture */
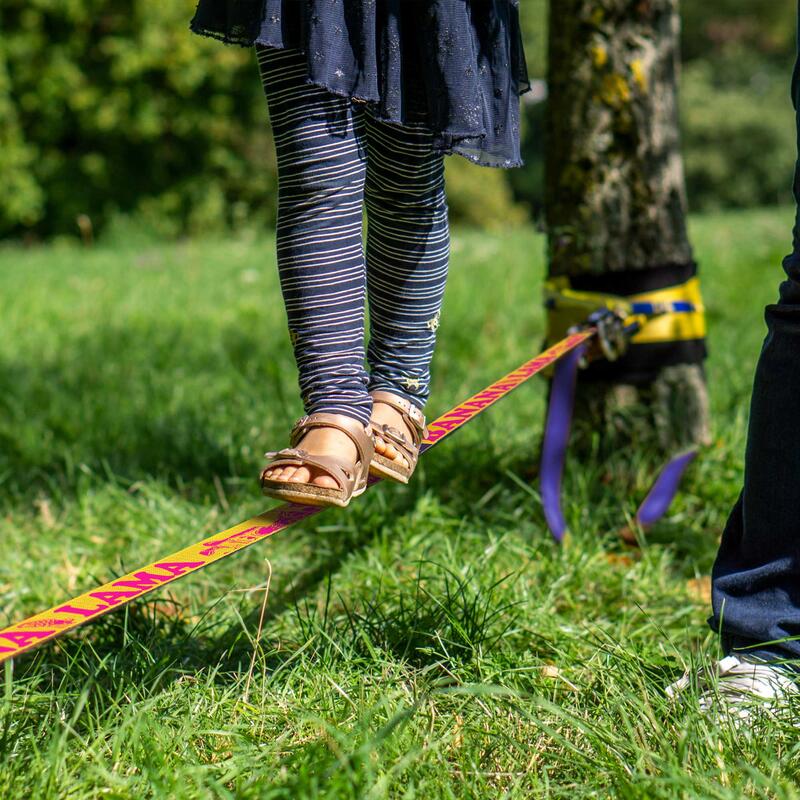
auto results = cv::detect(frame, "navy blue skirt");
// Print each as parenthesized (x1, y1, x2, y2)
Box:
(190, 1, 530, 168)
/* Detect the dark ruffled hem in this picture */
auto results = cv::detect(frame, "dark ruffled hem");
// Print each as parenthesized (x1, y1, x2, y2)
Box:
(190, 0, 530, 169)
(252, 43, 526, 169)
(189, 23, 255, 48)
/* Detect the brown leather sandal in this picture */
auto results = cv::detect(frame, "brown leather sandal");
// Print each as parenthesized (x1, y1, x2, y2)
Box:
(368, 390, 427, 485)
(260, 413, 375, 508)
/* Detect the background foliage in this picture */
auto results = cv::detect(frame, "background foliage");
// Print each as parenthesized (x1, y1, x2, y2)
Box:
(514, 0, 798, 217)
(0, 0, 797, 240)
(680, 1, 797, 211)
(1, 1, 273, 239)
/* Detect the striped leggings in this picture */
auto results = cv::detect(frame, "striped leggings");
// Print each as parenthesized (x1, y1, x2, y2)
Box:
(257, 46, 450, 427)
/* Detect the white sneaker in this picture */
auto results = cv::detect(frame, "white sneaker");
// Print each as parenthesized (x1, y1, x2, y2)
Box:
(666, 655, 797, 721)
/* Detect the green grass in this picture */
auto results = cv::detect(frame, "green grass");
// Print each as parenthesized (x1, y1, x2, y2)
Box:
(1, 208, 799, 798)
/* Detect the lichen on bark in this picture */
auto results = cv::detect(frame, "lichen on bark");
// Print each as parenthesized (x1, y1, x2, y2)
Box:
(545, 0, 710, 451)
(546, 0, 693, 275)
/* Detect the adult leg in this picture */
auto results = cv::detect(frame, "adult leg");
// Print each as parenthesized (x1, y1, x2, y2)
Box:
(709, 42, 800, 662)
(257, 47, 371, 487)
(363, 112, 449, 461)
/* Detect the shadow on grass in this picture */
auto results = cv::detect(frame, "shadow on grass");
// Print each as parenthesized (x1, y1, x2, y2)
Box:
(0, 320, 298, 501)
(0, 312, 684, 526)
(5, 420, 699, 679)
(7, 544, 524, 736)
(1, 318, 705, 702)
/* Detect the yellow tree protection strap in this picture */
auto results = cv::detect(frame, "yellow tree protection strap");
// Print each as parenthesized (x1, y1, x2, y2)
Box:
(544, 276, 706, 347)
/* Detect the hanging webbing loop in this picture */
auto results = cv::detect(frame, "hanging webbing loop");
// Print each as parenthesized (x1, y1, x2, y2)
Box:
(540, 345, 698, 543)
(540, 276, 705, 543)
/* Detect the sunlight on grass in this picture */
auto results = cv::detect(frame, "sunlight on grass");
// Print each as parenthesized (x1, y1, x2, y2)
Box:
(1, 209, 798, 797)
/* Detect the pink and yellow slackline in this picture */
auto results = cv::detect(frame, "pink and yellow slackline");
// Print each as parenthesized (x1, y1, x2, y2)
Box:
(0, 332, 594, 665)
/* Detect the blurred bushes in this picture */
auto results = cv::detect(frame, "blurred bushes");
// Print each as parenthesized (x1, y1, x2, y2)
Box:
(0, 0, 798, 240)
(444, 158, 528, 230)
(679, 1, 797, 211)
(509, 2, 799, 216)
(1, 1, 277, 239)
(0, 0, 528, 240)
(681, 59, 796, 210)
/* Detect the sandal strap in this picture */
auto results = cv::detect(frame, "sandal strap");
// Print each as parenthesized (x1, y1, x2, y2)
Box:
(371, 423, 419, 463)
(262, 448, 359, 493)
(369, 391, 426, 444)
(289, 412, 374, 465)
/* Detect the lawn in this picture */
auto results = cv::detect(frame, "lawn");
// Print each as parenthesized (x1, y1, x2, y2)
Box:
(0, 208, 798, 798)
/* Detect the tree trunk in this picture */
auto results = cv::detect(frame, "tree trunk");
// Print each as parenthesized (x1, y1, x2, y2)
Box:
(545, 0, 710, 452)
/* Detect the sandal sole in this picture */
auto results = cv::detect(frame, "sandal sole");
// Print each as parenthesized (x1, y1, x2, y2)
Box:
(261, 479, 368, 509)
(369, 454, 413, 485)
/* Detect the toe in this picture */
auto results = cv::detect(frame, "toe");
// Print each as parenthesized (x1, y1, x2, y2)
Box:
(312, 472, 339, 489)
(383, 442, 399, 460)
(374, 435, 386, 455)
(287, 466, 309, 483)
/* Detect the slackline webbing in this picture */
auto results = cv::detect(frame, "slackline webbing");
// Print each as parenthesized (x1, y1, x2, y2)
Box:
(0, 331, 594, 665)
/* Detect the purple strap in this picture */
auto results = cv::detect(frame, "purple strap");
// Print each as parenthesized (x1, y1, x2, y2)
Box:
(635, 450, 697, 528)
(539, 343, 696, 542)
(540, 344, 586, 542)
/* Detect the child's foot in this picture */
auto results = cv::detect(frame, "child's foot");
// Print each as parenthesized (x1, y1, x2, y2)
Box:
(262, 427, 356, 488)
(369, 391, 427, 484)
(260, 413, 374, 508)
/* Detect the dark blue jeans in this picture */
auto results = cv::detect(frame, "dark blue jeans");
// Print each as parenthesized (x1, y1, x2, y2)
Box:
(710, 21, 800, 662)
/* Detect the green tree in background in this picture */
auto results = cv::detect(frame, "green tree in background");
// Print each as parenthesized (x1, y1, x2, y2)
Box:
(0, 1, 274, 238)
(0, 0, 796, 240)
(681, 0, 795, 64)
(680, 0, 796, 210)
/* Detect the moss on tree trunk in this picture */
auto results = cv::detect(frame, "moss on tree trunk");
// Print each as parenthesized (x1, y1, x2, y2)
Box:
(546, 0, 710, 451)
